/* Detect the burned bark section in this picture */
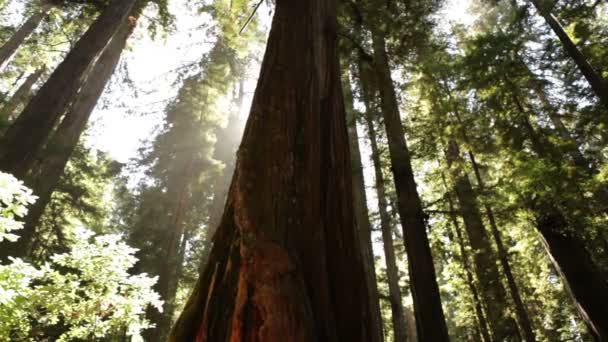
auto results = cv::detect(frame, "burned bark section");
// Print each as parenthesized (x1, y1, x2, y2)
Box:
(171, 0, 373, 340)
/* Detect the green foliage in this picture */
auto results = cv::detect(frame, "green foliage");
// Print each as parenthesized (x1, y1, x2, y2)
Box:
(0, 172, 36, 242)
(0, 172, 162, 341)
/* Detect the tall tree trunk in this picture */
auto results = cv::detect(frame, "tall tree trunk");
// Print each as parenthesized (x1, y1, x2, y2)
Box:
(467, 151, 537, 342)
(148, 156, 195, 342)
(344, 72, 384, 342)
(0, 3, 51, 71)
(445, 76, 537, 341)
(0, 14, 138, 260)
(1, 67, 45, 120)
(367, 29, 450, 341)
(0, 0, 137, 178)
(535, 206, 608, 340)
(445, 189, 492, 342)
(170, 1, 373, 340)
(509, 87, 608, 339)
(446, 140, 519, 341)
(364, 110, 408, 342)
(529, 0, 608, 111)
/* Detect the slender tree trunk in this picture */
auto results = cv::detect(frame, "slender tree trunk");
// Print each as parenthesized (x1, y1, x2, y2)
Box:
(364, 110, 408, 342)
(0, 3, 51, 71)
(1, 67, 45, 120)
(148, 156, 195, 342)
(0, 14, 138, 260)
(367, 29, 450, 341)
(466, 152, 537, 342)
(529, 0, 608, 110)
(446, 140, 519, 341)
(344, 72, 384, 342)
(445, 79, 537, 341)
(0, 0, 137, 178)
(170, 1, 373, 340)
(446, 190, 492, 342)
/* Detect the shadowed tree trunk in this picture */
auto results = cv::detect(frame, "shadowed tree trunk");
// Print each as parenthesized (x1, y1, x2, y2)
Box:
(0, 13, 138, 260)
(364, 109, 408, 342)
(508, 86, 608, 339)
(443, 182, 492, 342)
(0, 0, 137, 178)
(1, 67, 45, 120)
(343, 72, 384, 342)
(170, 0, 373, 340)
(0, 3, 51, 71)
(465, 150, 537, 342)
(366, 29, 450, 341)
(529, 0, 608, 111)
(446, 140, 519, 341)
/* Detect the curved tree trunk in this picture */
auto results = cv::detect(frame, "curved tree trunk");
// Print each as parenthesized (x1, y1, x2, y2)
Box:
(0, 4, 51, 71)
(344, 72, 385, 342)
(0, 0, 137, 178)
(170, 1, 373, 340)
(367, 29, 450, 341)
(0, 13, 138, 260)
(364, 111, 408, 342)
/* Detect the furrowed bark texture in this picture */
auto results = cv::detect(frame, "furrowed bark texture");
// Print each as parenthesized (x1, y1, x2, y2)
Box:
(369, 29, 450, 341)
(0, 0, 136, 178)
(446, 140, 519, 341)
(344, 73, 384, 342)
(0, 4, 51, 71)
(0, 14, 137, 260)
(364, 112, 408, 342)
(170, 1, 373, 340)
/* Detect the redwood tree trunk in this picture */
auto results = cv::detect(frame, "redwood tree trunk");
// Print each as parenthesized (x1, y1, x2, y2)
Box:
(364, 111, 408, 342)
(368, 29, 450, 341)
(466, 151, 537, 342)
(0, 4, 51, 71)
(446, 140, 519, 341)
(170, 1, 373, 340)
(0, 14, 137, 260)
(0, 0, 136, 178)
(444, 186, 492, 342)
(344, 73, 384, 342)
(1, 67, 45, 121)
(530, 0, 608, 111)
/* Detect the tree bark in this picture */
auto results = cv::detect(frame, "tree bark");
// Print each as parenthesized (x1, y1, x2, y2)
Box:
(1, 67, 45, 121)
(529, 0, 608, 111)
(448, 200, 493, 342)
(509, 83, 608, 339)
(446, 140, 519, 341)
(344, 72, 385, 342)
(0, 0, 137, 178)
(170, 1, 373, 340)
(367, 29, 450, 341)
(0, 4, 51, 71)
(364, 109, 408, 342)
(0, 13, 137, 260)
(535, 206, 608, 340)
(467, 152, 537, 342)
